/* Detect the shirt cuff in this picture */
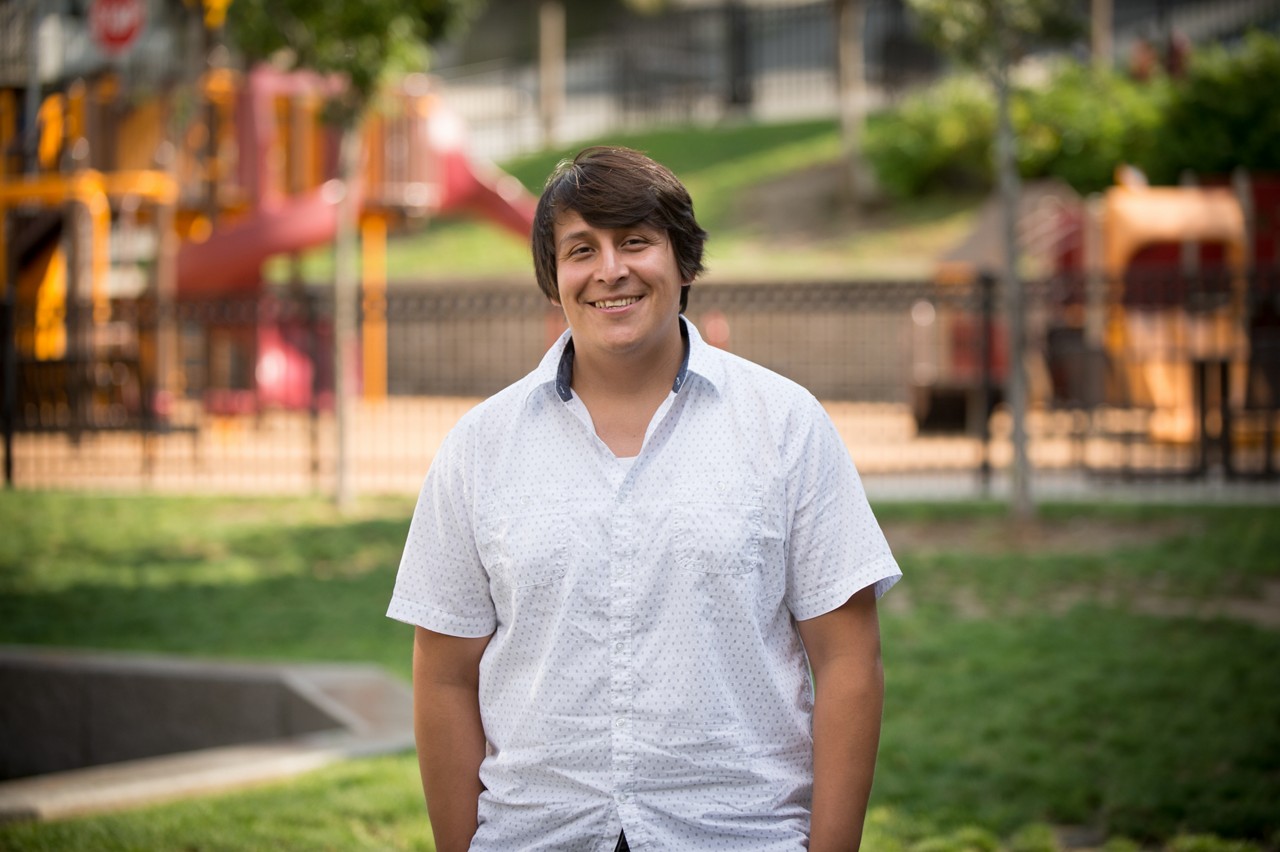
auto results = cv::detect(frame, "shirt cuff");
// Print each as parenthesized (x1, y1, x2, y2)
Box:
(386, 594, 496, 638)
(790, 556, 902, 622)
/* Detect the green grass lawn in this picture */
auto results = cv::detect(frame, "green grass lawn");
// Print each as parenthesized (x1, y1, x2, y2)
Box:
(2, 494, 1279, 851)
(267, 118, 980, 286)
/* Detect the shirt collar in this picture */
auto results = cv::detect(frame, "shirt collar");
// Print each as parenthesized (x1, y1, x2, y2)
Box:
(529, 315, 724, 405)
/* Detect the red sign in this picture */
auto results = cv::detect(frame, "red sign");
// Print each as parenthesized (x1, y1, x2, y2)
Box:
(90, 0, 145, 55)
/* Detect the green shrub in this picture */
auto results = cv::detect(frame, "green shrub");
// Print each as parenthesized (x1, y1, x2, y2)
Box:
(1014, 62, 1169, 192)
(1166, 835, 1265, 852)
(1146, 29, 1280, 182)
(862, 63, 1162, 198)
(912, 826, 1004, 852)
(863, 74, 996, 197)
(1008, 823, 1062, 852)
(1100, 839, 1143, 852)
(862, 30, 1280, 197)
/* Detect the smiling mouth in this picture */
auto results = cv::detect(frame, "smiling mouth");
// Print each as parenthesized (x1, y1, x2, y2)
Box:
(592, 296, 641, 309)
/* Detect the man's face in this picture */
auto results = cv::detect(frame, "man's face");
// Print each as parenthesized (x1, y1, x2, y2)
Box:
(552, 210, 687, 365)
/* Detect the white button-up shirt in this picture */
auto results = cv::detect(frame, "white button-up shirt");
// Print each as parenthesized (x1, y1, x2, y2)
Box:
(388, 318, 900, 851)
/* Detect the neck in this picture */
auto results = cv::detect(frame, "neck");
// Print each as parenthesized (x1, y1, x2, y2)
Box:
(572, 319, 684, 402)
(570, 322, 685, 458)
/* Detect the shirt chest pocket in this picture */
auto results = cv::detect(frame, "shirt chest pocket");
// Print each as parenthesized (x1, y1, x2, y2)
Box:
(476, 506, 569, 588)
(673, 500, 765, 575)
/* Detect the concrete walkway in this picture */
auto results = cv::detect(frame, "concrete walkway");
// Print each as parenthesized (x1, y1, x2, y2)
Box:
(0, 647, 414, 821)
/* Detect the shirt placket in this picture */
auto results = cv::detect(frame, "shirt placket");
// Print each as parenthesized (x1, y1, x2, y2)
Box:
(609, 472, 637, 813)
(608, 394, 683, 821)
(564, 382, 686, 823)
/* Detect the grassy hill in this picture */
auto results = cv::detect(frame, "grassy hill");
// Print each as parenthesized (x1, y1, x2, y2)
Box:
(273, 119, 981, 285)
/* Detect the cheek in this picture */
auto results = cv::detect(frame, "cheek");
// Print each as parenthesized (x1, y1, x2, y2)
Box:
(555, 265, 586, 305)
(552, 275, 570, 307)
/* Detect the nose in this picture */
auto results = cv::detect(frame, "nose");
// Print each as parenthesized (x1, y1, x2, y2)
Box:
(593, 244, 628, 284)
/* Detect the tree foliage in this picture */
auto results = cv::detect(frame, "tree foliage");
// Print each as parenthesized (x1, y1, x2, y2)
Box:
(863, 30, 1280, 198)
(1150, 29, 1280, 182)
(862, 75, 995, 197)
(226, 0, 478, 121)
(1014, 62, 1169, 192)
(905, 0, 1082, 75)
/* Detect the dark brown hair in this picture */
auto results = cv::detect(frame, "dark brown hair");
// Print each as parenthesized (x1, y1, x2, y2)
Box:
(532, 146, 707, 312)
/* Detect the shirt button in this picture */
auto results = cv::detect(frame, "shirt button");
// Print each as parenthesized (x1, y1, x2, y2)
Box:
(614, 718, 626, 728)
(614, 642, 625, 652)
(617, 793, 630, 803)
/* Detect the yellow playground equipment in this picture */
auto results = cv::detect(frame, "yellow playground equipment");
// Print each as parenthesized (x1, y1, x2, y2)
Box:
(1086, 174, 1251, 445)
(1, 7, 534, 431)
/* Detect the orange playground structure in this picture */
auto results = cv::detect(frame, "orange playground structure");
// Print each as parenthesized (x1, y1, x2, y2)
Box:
(915, 166, 1279, 468)
(1090, 178, 1252, 444)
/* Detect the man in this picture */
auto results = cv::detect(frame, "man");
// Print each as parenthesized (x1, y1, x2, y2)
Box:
(388, 146, 900, 851)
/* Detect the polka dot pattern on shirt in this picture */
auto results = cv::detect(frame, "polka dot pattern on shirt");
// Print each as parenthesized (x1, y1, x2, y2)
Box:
(388, 318, 901, 851)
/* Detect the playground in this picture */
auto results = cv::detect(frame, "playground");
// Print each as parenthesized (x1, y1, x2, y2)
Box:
(2, 2, 1279, 850)
(3, 3, 1280, 496)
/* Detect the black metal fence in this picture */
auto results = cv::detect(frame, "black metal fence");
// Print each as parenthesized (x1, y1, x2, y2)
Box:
(4, 272, 1279, 500)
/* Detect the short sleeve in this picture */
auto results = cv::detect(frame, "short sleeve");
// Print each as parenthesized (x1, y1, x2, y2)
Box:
(784, 398, 901, 622)
(387, 425, 497, 637)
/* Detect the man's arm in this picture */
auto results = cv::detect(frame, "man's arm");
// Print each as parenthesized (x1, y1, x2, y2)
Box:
(412, 625, 492, 852)
(796, 585, 885, 852)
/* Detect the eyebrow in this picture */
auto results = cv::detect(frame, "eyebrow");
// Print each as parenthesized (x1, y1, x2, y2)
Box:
(556, 224, 661, 250)
(557, 229, 594, 248)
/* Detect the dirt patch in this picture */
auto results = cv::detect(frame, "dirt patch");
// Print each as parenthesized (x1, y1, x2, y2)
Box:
(879, 516, 1280, 631)
(730, 162, 854, 242)
(727, 160, 979, 246)
(1125, 579, 1280, 630)
(879, 515, 1194, 557)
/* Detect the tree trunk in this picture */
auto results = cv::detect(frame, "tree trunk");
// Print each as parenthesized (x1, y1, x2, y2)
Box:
(539, 0, 565, 149)
(834, 0, 874, 207)
(994, 60, 1032, 520)
(333, 125, 362, 511)
(1091, 0, 1113, 68)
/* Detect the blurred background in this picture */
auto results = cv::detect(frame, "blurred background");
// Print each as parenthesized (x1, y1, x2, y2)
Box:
(2, 0, 1278, 503)
(1, 3, 1280, 850)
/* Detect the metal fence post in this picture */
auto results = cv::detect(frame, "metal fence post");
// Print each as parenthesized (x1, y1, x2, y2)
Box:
(2, 275, 13, 489)
(979, 272, 994, 495)
(307, 288, 321, 492)
(725, 1, 753, 113)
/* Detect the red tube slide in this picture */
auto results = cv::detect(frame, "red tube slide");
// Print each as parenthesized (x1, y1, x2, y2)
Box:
(175, 183, 354, 299)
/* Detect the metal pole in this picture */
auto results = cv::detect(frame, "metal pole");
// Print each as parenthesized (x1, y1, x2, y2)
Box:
(23, 4, 44, 175)
(726, 1, 754, 114)
(979, 272, 994, 496)
(2, 211, 15, 488)
(307, 287, 321, 492)
(333, 130, 361, 510)
(995, 59, 1032, 518)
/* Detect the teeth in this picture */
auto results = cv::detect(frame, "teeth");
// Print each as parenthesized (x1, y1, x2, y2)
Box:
(594, 297, 639, 309)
